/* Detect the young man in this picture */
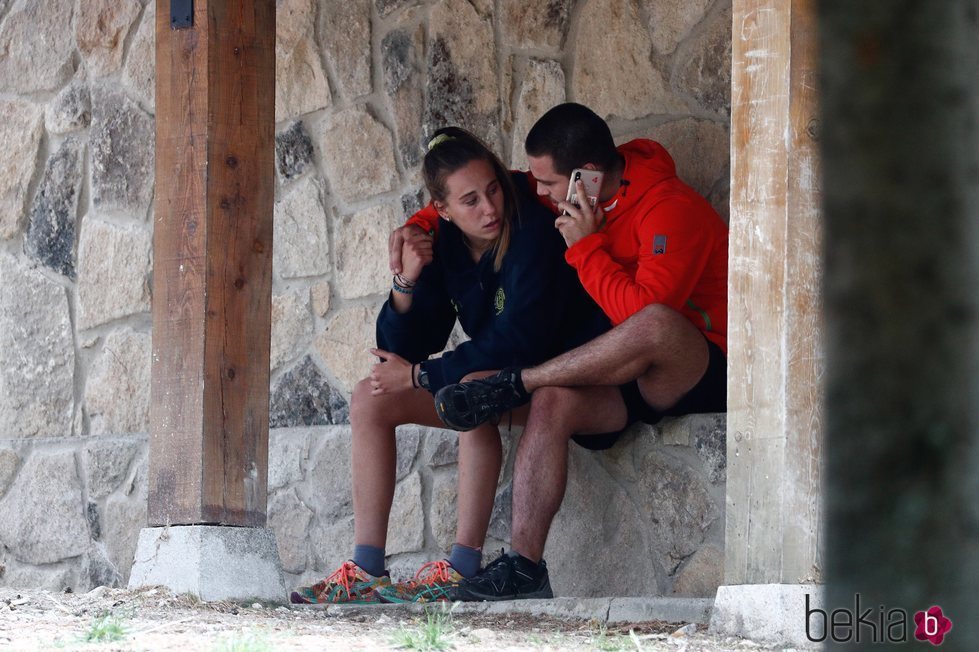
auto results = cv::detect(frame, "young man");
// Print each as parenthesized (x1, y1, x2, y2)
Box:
(390, 103, 728, 600)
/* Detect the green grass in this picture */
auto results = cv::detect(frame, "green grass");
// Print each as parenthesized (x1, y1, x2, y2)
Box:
(82, 610, 128, 643)
(213, 629, 273, 652)
(391, 604, 457, 651)
(591, 623, 645, 652)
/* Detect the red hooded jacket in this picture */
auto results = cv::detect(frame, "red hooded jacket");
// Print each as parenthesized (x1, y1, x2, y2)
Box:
(405, 139, 728, 354)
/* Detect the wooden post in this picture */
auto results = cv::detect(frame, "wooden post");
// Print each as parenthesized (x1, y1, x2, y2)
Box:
(726, 0, 823, 585)
(149, 0, 275, 527)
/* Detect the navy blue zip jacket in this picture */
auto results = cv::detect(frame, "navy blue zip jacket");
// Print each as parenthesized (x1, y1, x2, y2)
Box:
(377, 174, 609, 392)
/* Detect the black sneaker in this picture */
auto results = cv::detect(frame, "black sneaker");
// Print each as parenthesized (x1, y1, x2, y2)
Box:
(433, 368, 530, 431)
(448, 551, 553, 601)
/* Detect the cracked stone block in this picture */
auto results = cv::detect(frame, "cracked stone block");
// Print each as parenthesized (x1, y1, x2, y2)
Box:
(122, 3, 156, 110)
(0, 253, 74, 438)
(312, 305, 380, 393)
(375, 0, 423, 18)
(502, 0, 571, 51)
(319, 108, 397, 202)
(268, 489, 313, 574)
(644, 118, 730, 202)
(76, 219, 152, 330)
(273, 176, 331, 279)
(319, 0, 371, 99)
(394, 426, 421, 481)
(269, 357, 350, 428)
(0, 0, 75, 93)
(46, 80, 92, 134)
(643, 0, 712, 55)
(268, 429, 311, 491)
(383, 27, 425, 167)
(84, 330, 152, 436)
(104, 493, 147, 581)
(671, 543, 723, 597)
(424, 0, 500, 151)
(271, 289, 313, 372)
(0, 451, 89, 565)
(301, 428, 353, 520)
(509, 58, 565, 171)
(275, 121, 314, 181)
(335, 205, 404, 299)
(0, 449, 20, 499)
(276, 38, 331, 120)
(571, 0, 684, 120)
(674, 2, 733, 116)
(84, 439, 141, 500)
(76, 0, 142, 78)
(387, 471, 423, 554)
(0, 99, 43, 240)
(90, 90, 155, 216)
(24, 138, 84, 279)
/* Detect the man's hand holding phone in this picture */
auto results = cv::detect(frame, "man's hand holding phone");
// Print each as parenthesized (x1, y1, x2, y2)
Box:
(555, 171, 604, 247)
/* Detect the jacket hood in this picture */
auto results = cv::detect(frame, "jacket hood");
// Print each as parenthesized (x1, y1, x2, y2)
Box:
(601, 139, 677, 218)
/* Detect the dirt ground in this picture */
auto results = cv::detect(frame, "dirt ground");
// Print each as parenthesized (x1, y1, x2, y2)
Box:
(0, 586, 785, 651)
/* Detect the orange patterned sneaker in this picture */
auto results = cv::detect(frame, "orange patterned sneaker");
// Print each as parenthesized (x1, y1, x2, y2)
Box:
(375, 560, 464, 603)
(290, 560, 391, 604)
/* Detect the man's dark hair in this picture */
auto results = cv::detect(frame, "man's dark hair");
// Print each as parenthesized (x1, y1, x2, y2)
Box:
(525, 103, 619, 176)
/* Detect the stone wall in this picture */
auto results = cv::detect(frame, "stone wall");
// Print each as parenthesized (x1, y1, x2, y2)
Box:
(0, 0, 731, 597)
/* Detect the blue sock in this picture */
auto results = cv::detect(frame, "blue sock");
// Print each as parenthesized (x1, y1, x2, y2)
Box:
(448, 543, 482, 578)
(352, 544, 386, 577)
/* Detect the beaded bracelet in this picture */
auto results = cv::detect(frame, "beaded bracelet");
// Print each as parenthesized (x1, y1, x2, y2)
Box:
(392, 282, 414, 295)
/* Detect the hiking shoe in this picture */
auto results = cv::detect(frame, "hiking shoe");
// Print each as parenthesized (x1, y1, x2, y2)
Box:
(434, 368, 530, 431)
(375, 559, 464, 603)
(450, 550, 553, 601)
(290, 560, 391, 604)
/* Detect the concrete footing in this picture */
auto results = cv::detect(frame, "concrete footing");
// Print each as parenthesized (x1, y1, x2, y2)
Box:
(128, 525, 287, 603)
(709, 584, 824, 647)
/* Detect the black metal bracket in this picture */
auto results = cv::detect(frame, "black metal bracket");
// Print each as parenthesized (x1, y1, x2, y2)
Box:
(171, 0, 193, 29)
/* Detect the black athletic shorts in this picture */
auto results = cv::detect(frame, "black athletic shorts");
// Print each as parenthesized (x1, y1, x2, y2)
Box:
(571, 337, 727, 451)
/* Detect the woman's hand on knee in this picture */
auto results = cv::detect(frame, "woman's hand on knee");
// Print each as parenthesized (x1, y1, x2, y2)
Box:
(369, 348, 415, 395)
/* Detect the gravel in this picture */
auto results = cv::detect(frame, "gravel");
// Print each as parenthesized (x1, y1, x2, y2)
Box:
(0, 586, 783, 651)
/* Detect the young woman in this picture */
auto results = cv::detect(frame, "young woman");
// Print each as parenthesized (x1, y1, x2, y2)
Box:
(290, 127, 607, 604)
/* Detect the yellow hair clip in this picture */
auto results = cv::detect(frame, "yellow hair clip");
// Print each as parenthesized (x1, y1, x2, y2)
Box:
(427, 133, 456, 151)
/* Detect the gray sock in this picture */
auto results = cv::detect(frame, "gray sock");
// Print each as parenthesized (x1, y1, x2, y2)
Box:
(448, 543, 482, 578)
(352, 544, 386, 577)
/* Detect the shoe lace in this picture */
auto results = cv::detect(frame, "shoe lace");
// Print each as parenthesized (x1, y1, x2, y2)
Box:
(413, 559, 454, 586)
(478, 549, 513, 581)
(323, 560, 363, 596)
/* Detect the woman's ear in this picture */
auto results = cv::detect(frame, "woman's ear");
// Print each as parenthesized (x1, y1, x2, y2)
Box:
(434, 201, 451, 222)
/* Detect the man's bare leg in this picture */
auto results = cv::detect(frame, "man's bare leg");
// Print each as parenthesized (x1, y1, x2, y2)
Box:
(521, 304, 709, 410)
(510, 386, 628, 562)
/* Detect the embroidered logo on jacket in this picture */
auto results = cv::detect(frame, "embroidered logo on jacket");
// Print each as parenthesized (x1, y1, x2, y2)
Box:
(653, 234, 668, 255)
(494, 288, 506, 315)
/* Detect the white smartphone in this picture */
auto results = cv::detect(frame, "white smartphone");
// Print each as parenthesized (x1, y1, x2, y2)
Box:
(565, 168, 605, 211)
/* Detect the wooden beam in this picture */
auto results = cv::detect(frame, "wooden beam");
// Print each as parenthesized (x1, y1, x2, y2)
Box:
(149, 0, 275, 526)
(726, 0, 823, 585)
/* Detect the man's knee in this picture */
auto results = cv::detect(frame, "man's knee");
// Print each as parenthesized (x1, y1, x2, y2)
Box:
(527, 386, 584, 431)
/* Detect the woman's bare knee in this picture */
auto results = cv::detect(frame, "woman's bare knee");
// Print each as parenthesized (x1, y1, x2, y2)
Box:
(350, 377, 397, 428)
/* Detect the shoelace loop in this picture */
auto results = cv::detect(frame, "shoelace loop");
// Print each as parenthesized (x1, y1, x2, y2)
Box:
(411, 559, 453, 586)
(323, 560, 362, 597)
